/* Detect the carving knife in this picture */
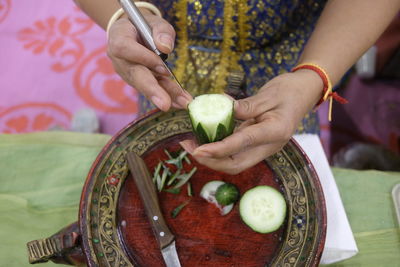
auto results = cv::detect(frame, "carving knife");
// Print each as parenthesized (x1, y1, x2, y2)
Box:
(119, 0, 186, 93)
(126, 152, 182, 267)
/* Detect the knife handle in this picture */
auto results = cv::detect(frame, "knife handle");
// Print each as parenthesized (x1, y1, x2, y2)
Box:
(126, 152, 175, 249)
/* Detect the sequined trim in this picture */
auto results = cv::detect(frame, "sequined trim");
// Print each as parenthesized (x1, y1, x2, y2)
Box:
(173, 0, 246, 94)
(214, 0, 239, 92)
(238, 0, 251, 52)
(173, 0, 189, 82)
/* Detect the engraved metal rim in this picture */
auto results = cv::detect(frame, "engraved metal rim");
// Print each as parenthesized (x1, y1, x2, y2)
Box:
(79, 109, 327, 267)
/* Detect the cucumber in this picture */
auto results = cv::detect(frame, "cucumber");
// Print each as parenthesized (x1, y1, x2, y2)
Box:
(200, 180, 234, 216)
(239, 186, 287, 233)
(188, 94, 234, 144)
(215, 183, 240, 206)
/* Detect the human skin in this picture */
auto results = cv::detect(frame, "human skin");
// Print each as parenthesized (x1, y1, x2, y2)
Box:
(75, 0, 400, 174)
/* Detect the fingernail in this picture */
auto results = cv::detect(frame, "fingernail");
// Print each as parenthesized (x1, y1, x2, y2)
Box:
(158, 33, 173, 50)
(171, 102, 180, 109)
(193, 150, 212, 158)
(179, 141, 194, 154)
(183, 91, 193, 101)
(155, 65, 169, 75)
(176, 95, 190, 108)
(151, 96, 165, 110)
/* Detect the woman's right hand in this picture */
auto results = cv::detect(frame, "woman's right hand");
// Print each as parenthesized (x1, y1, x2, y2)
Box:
(107, 9, 192, 111)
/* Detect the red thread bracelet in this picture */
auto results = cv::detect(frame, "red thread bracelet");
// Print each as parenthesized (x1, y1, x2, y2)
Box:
(292, 63, 348, 121)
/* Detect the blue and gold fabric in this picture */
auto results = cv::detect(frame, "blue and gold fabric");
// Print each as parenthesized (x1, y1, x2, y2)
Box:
(139, 0, 327, 134)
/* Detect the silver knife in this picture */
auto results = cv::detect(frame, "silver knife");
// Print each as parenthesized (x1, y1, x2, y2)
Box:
(126, 152, 182, 267)
(119, 0, 186, 92)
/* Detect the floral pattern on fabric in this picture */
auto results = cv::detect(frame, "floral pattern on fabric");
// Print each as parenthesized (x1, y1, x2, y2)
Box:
(0, 2, 138, 134)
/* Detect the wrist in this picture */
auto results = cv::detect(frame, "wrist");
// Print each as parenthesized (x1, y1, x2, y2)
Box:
(292, 69, 325, 105)
(138, 7, 154, 16)
(291, 63, 348, 121)
(106, 3, 162, 37)
(108, 7, 153, 26)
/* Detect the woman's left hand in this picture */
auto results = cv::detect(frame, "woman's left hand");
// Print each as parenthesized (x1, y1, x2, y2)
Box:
(180, 69, 323, 175)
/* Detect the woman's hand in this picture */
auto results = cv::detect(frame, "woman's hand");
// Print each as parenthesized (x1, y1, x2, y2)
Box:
(180, 70, 323, 175)
(107, 9, 192, 111)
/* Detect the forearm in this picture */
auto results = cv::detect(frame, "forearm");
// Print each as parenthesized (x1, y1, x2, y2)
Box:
(74, 0, 120, 29)
(299, 0, 400, 85)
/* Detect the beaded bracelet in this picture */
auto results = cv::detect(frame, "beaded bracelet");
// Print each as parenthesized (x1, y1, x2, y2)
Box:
(106, 2, 162, 38)
(292, 63, 348, 121)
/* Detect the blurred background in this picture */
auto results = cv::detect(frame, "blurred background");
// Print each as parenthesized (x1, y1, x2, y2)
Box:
(0, 0, 399, 169)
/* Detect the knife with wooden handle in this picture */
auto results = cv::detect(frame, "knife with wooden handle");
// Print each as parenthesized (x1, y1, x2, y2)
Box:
(126, 152, 181, 267)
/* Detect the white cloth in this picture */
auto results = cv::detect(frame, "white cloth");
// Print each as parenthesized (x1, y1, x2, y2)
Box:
(293, 134, 358, 265)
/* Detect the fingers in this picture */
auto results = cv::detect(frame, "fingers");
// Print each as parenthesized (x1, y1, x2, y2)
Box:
(193, 142, 283, 175)
(113, 57, 191, 111)
(130, 67, 173, 111)
(193, 124, 263, 158)
(179, 137, 282, 175)
(108, 18, 169, 76)
(193, 116, 292, 159)
(179, 125, 285, 175)
(234, 83, 279, 120)
(179, 140, 198, 154)
(234, 95, 267, 120)
(147, 16, 176, 54)
(107, 17, 191, 111)
(113, 59, 172, 111)
(158, 76, 192, 109)
(235, 118, 256, 132)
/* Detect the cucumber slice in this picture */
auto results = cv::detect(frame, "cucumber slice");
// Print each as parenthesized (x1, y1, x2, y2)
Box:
(215, 183, 240, 206)
(239, 186, 287, 233)
(188, 94, 234, 144)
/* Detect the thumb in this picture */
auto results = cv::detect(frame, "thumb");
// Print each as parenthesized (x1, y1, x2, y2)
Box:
(234, 96, 265, 120)
(147, 16, 176, 54)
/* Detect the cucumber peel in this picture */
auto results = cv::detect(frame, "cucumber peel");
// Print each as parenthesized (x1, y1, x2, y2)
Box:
(215, 123, 229, 143)
(188, 94, 234, 144)
(215, 183, 240, 206)
(194, 122, 210, 145)
(171, 199, 190, 218)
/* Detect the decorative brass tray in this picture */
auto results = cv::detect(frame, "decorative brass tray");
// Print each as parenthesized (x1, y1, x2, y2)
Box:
(79, 109, 327, 267)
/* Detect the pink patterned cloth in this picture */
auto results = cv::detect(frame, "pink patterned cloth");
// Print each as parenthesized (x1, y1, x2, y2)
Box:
(0, 0, 138, 134)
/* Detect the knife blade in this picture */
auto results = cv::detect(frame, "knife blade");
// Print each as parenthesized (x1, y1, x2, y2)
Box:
(119, 0, 186, 93)
(126, 152, 182, 267)
(161, 241, 181, 267)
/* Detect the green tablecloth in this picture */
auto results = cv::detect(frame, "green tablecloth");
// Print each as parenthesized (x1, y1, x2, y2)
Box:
(0, 132, 399, 266)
